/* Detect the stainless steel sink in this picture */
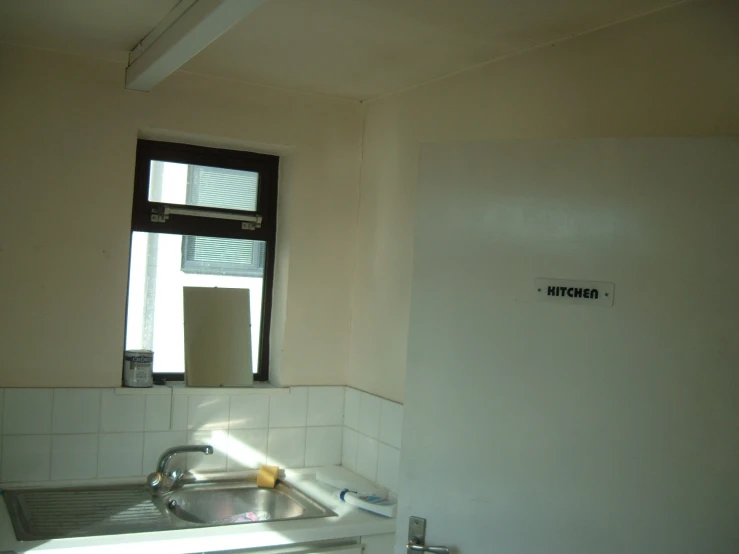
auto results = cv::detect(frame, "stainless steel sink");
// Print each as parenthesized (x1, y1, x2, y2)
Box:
(3, 476, 335, 541)
(165, 480, 326, 525)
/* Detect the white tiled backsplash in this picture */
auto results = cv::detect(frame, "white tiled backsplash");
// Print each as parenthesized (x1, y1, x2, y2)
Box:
(342, 389, 403, 493)
(0, 386, 403, 493)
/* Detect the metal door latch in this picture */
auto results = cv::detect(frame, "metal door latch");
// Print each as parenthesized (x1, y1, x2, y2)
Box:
(407, 516, 452, 554)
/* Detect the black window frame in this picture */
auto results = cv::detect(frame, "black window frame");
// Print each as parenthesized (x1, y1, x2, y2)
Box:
(128, 139, 279, 382)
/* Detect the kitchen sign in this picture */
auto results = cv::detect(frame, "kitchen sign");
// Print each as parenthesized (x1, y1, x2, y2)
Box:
(535, 278, 615, 307)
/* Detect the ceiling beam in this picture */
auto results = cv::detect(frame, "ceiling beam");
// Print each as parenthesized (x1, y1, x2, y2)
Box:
(126, 0, 265, 91)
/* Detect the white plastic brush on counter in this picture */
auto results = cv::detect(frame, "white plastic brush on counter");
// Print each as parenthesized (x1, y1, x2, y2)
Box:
(316, 466, 396, 518)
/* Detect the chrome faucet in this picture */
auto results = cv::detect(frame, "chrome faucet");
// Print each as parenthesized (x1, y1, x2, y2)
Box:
(146, 444, 213, 495)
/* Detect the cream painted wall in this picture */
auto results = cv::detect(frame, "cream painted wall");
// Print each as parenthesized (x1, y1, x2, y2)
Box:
(0, 44, 362, 387)
(349, 0, 739, 402)
(1, 0, 736, 394)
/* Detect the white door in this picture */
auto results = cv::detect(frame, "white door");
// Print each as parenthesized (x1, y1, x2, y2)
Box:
(394, 139, 739, 554)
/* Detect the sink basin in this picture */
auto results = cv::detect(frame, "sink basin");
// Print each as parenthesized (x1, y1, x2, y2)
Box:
(165, 481, 329, 524)
(3, 477, 335, 541)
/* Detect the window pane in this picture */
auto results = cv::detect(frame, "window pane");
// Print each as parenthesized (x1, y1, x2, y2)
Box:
(125, 231, 264, 374)
(181, 236, 264, 277)
(148, 161, 258, 212)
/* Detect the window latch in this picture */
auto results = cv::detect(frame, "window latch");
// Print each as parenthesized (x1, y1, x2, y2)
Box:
(150, 207, 169, 223)
(241, 217, 261, 231)
(149, 206, 262, 229)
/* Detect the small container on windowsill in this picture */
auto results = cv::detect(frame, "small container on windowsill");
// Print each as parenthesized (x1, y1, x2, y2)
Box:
(123, 350, 154, 388)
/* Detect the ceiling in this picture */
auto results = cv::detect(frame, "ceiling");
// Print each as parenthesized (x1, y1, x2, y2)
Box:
(0, 0, 683, 100)
(0, 0, 180, 63)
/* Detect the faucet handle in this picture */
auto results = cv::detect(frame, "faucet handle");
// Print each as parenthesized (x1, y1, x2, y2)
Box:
(146, 471, 165, 495)
(147, 471, 162, 488)
(147, 469, 183, 496)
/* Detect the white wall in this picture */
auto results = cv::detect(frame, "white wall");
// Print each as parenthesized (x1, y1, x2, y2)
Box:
(1, 0, 737, 396)
(0, 44, 362, 387)
(348, 0, 739, 401)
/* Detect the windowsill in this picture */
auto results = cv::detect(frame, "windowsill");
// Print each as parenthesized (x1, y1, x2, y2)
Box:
(114, 382, 290, 395)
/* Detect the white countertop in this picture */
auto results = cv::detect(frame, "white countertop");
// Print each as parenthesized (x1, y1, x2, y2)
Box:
(0, 469, 395, 553)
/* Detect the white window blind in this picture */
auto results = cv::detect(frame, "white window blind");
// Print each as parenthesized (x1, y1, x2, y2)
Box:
(181, 166, 264, 277)
(187, 165, 259, 211)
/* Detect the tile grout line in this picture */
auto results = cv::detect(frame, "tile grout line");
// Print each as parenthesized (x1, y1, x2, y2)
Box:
(345, 385, 404, 407)
(95, 389, 103, 479)
(45, 390, 56, 481)
(303, 387, 310, 467)
(348, 387, 359, 470)
(268, 393, 275, 465)
(95, 389, 102, 434)
(167, 387, 174, 431)
(50, 388, 58, 436)
(136, 427, 145, 477)
(224, 393, 232, 470)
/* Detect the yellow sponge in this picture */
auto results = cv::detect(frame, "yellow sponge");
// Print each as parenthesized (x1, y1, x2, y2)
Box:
(256, 465, 280, 488)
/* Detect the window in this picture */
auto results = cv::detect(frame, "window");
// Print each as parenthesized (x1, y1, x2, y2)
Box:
(125, 140, 279, 382)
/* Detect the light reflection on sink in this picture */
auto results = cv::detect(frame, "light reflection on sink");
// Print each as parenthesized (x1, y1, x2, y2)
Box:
(3, 476, 335, 541)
